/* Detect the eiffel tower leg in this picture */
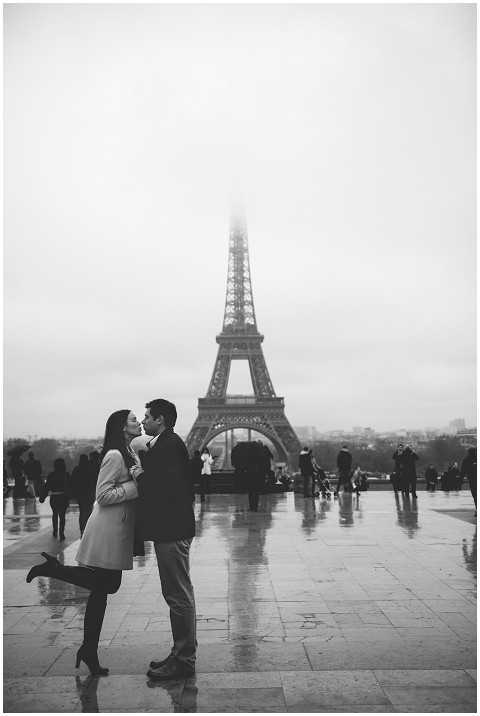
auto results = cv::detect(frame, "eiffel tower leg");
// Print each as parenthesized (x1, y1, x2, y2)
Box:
(248, 346, 275, 398)
(185, 419, 213, 455)
(268, 416, 301, 467)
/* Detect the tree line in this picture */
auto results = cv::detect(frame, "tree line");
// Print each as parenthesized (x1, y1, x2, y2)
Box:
(308, 436, 468, 475)
(3, 438, 100, 475)
(3, 434, 471, 478)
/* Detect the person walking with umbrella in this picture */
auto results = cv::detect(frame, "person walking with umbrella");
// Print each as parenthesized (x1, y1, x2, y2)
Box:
(7, 443, 30, 498)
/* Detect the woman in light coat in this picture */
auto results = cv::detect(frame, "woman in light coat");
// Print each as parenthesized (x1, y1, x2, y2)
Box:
(26, 409, 142, 676)
(200, 447, 214, 501)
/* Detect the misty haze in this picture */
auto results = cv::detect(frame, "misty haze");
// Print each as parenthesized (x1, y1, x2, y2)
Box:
(4, 4, 475, 441)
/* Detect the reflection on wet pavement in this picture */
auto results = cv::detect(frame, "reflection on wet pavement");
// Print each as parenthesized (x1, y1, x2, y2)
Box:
(394, 492, 420, 538)
(4, 491, 477, 712)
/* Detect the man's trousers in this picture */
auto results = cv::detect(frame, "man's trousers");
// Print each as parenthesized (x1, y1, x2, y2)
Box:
(154, 538, 197, 669)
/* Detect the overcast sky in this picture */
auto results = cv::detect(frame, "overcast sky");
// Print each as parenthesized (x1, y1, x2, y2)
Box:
(4, 3, 476, 439)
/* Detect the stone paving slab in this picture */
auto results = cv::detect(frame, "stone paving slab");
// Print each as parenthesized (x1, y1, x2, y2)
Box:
(3, 490, 477, 712)
(3, 671, 477, 713)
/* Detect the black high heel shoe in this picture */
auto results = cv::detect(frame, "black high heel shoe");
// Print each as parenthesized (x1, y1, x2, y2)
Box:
(26, 552, 59, 583)
(75, 645, 109, 677)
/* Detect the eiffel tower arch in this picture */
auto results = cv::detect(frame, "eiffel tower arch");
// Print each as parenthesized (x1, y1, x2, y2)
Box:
(186, 215, 301, 466)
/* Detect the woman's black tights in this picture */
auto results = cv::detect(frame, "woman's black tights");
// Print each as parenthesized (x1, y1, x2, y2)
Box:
(51, 508, 66, 537)
(50, 495, 68, 537)
(51, 565, 121, 651)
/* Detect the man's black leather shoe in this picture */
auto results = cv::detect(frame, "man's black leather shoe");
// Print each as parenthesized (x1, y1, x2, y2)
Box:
(149, 654, 173, 670)
(147, 658, 195, 681)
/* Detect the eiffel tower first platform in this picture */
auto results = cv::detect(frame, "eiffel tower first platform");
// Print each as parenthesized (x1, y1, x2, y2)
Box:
(186, 215, 301, 465)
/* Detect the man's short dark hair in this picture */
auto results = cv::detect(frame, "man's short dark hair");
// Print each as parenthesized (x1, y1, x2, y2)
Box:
(146, 398, 177, 428)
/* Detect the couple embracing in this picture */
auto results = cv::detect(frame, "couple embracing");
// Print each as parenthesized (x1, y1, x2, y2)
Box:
(26, 398, 196, 681)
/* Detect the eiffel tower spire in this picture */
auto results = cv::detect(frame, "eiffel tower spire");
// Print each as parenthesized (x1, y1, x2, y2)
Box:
(186, 214, 300, 466)
(222, 213, 257, 332)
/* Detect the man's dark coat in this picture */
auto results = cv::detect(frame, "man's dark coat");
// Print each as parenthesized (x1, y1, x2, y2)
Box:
(337, 449, 353, 473)
(138, 429, 195, 542)
(402, 448, 418, 478)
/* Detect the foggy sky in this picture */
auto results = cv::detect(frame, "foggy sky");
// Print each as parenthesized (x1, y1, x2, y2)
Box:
(4, 4, 476, 438)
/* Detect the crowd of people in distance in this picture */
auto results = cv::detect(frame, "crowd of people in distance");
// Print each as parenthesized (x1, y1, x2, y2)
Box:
(391, 443, 419, 497)
(5, 450, 102, 539)
(6, 440, 478, 528)
(390, 442, 477, 507)
(298, 444, 368, 499)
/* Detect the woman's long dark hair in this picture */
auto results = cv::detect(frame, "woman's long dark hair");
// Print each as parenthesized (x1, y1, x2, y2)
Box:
(101, 410, 135, 469)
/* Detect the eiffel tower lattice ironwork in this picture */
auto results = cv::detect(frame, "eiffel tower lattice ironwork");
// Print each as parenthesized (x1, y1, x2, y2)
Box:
(186, 215, 300, 464)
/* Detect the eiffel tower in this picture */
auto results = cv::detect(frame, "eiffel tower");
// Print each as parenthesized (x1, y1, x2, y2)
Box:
(186, 214, 300, 465)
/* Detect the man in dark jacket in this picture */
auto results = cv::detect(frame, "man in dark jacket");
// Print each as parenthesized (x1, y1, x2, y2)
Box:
(299, 447, 315, 497)
(24, 451, 43, 497)
(336, 445, 353, 496)
(402, 445, 419, 498)
(446, 462, 460, 492)
(391, 443, 405, 493)
(461, 447, 477, 507)
(424, 464, 438, 492)
(137, 398, 196, 680)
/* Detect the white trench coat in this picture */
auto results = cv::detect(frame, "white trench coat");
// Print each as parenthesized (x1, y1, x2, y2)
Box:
(76, 449, 138, 570)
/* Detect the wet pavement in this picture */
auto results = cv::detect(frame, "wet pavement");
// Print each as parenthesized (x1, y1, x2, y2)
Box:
(3, 490, 477, 712)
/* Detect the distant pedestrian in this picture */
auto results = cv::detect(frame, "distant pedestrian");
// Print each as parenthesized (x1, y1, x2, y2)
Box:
(70, 454, 97, 536)
(455, 464, 463, 490)
(440, 469, 449, 491)
(360, 472, 369, 491)
(460, 447, 477, 508)
(3, 462, 9, 497)
(278, 467, 291, 491)
(391, 443, 405, 493)
(23, 451, 43, 497)
(335, 445, 353, 497)
(424, 464, 438, 492)
(315, 466, 331, 499)
(260, 443, 274, 488)
(231, 441, 265, 511)
(10, 454, 27, 498)
(352, 466, 362, 496)
(299, 447, 315, 497)
(247, 442, 267, 511)
(402, 445, 418, 498)
(189, 450, 203, 502)
(42, 458, 70, 540)
(445, 462, 460, 491)
(200, 447, 214, 502)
